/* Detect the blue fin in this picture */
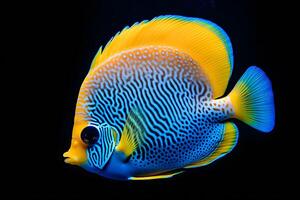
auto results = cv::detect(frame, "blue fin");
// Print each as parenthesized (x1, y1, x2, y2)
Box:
(229, 66, 275, 133)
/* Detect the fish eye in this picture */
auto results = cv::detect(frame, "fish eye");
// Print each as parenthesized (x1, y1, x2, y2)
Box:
(81, 126, 99, 145)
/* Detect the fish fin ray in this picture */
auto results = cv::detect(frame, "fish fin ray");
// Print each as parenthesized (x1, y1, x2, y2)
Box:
(90, 15, 233, 98)
(185, 122, 238, 168)
(116, 108, 145, 157)
(229, 66, 275, 132)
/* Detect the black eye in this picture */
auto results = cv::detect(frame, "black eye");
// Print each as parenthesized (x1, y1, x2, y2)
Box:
(81, 126, 99, 145)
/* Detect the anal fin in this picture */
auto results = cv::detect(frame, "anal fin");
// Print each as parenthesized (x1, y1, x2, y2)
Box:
(129, 171, 183, 180)
(185, 122, 238, 169)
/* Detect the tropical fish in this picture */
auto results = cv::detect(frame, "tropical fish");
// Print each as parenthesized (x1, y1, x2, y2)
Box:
(63, 15, 275, 180)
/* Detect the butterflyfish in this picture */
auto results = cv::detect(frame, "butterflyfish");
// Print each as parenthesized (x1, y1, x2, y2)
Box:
(63, 15, 275, 180)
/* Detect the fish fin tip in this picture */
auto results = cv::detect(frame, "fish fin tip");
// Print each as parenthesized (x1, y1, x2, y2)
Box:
(90, 46, 103, 71)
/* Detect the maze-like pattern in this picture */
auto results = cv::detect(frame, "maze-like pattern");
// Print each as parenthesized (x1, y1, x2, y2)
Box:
(78, 46, 232, 171)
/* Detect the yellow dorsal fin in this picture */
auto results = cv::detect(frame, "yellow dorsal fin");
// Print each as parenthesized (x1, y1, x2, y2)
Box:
(185, 122, 238, 169)
(129, 171, 183, 180)
(116, 109, 145, 157)
(90, 15, 233, 98)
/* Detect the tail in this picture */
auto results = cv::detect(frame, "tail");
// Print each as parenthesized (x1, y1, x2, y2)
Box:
(229, 66, 275, 133)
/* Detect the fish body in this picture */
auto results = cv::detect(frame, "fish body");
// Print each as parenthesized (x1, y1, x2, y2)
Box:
(63, 15, 275, 180)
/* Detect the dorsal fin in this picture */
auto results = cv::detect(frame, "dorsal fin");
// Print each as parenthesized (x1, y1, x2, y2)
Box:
(90, 15, 233, 98)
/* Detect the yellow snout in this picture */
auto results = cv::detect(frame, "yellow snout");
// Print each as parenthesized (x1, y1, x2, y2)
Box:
(63, 138, 87, 166)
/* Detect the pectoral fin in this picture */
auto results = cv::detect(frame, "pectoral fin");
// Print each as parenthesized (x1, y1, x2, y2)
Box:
(116, 108, 146, 159)
(185, 122, 238, 168)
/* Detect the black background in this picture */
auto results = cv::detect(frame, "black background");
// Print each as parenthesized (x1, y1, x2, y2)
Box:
(4, 0, 296, 199)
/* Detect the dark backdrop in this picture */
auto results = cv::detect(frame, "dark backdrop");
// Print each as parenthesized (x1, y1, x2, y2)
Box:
(4, 0, 295, 199)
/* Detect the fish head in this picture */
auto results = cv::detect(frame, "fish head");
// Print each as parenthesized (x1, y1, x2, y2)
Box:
(64, 118, 119, 172)
(63, 119, 88, 166)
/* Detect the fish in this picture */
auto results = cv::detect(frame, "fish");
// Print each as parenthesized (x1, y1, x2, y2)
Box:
(63, 15, 275, 180)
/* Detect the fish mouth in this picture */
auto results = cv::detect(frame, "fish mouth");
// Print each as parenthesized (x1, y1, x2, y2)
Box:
(64, 157, 76, 165)
(63, 152, 84, 166)
(64, 157, 71, 163)
(63, 138, 88, 166)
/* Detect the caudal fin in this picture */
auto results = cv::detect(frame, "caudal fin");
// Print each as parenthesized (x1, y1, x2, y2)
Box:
(229, 66, 275, 133)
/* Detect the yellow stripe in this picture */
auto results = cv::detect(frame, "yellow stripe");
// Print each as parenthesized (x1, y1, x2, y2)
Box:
(129, 171, 183, 180)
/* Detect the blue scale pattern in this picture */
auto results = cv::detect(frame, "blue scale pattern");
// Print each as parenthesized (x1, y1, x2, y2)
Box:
(87, 124, 116, 170)
(79, 46, 230, 171)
